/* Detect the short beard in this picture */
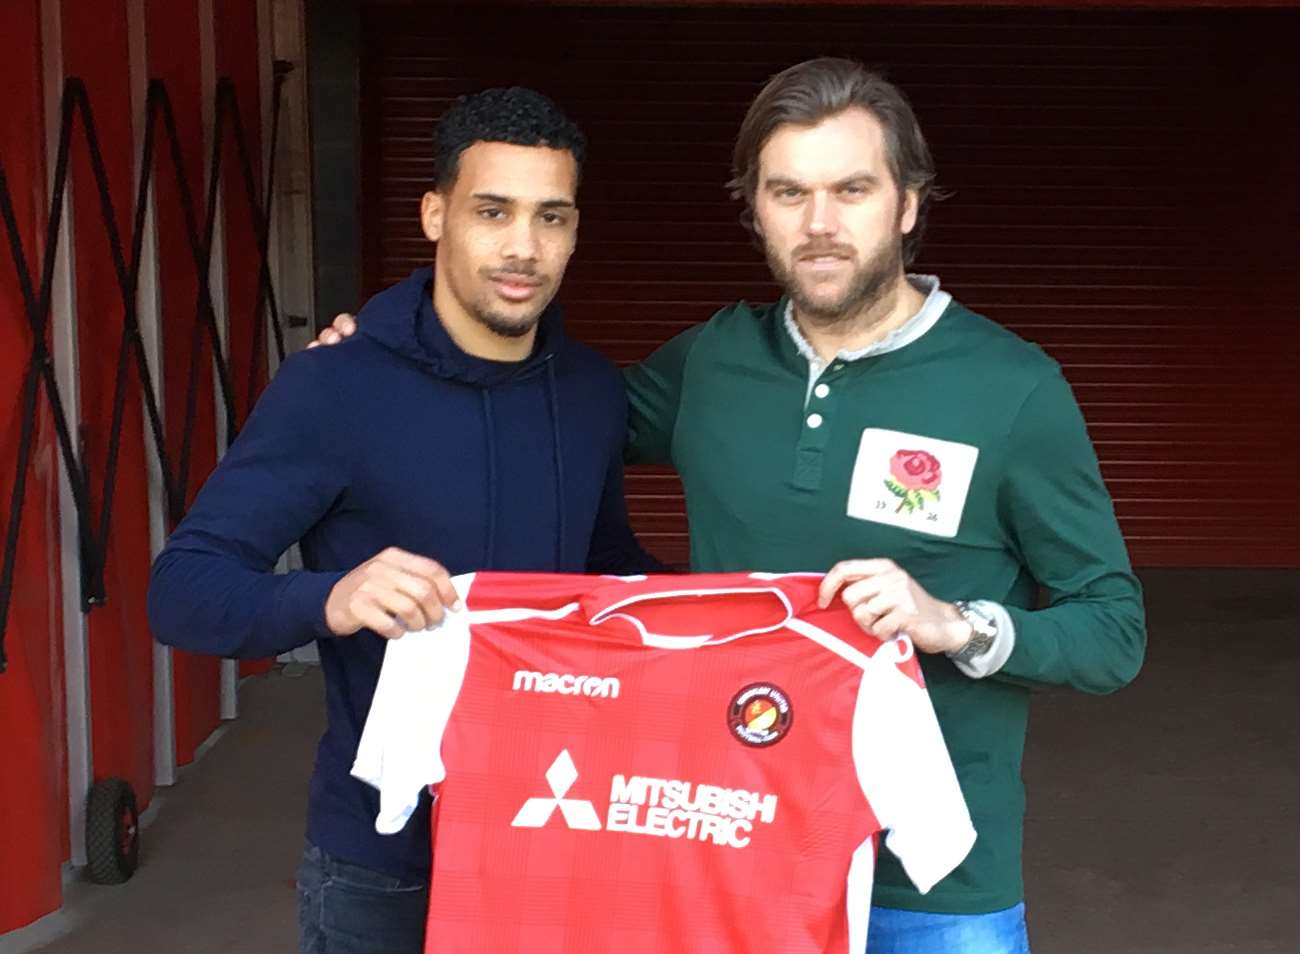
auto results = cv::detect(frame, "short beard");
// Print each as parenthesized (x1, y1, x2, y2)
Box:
(470, 306, 543, 339)
(469, 264, 551, 340)
(766, 237, 904, 330)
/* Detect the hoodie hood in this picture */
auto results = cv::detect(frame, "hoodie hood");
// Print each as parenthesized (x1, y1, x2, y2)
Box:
(355, 266, 566, 387)
(354, 266, 571, 569)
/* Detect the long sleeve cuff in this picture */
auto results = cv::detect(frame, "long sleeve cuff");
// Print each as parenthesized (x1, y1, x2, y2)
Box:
(275, 569, 350, 644)
(948, 600, 1016, 679)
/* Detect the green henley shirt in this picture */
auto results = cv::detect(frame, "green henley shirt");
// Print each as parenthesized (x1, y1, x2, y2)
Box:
(624, 290, 1146, 914)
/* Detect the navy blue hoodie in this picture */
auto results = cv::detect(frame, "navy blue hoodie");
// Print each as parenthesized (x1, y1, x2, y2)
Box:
(148, 267, 654, 880)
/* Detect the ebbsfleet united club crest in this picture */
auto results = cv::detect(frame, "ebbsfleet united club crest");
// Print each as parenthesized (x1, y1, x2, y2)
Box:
(727, 683, 793, 747)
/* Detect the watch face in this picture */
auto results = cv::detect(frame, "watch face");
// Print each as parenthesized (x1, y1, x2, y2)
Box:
(956, 632, 995, 661)
(958, 603, 996, 637)
(953, 603, 997, 661)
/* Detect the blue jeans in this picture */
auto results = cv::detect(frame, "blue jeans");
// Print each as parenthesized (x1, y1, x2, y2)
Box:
(296, 841, 429, 954)
(868, 902, 1030, 953)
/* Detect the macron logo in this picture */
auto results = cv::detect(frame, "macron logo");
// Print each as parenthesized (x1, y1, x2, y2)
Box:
(512, 670, 620, 699)
(511, 750, 602, 831)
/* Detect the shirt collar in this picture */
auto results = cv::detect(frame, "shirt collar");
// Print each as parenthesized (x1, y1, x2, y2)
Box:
(782, 274, 951, 366)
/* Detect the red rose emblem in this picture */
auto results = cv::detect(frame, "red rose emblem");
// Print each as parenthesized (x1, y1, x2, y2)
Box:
(884, 450, 943, 515)
(889, 450, 942, 492)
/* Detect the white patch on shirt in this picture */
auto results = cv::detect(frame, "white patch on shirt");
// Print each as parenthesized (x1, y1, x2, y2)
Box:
(846, 429, 979, 539)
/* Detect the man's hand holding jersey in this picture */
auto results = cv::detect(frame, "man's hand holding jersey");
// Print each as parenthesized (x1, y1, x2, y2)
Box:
(819, 559, 974, 655)
(325, 547, 461, 639)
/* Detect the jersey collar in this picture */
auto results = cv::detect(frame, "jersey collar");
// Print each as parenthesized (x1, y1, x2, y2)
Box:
(580, 573, 822, 648)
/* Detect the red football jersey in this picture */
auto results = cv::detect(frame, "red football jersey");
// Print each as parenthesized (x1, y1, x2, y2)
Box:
(354, 572, 974, 953)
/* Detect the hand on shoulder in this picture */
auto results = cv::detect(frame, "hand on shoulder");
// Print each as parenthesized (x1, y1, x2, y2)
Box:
(307, 312, 358, 349)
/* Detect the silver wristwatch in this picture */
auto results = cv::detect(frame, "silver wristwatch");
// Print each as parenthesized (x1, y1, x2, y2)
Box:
(948, 600, 998, 663)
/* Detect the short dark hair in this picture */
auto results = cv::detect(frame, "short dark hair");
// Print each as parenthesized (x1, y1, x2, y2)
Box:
(431, 86, 587, 191)
(727, 58, 939, 265)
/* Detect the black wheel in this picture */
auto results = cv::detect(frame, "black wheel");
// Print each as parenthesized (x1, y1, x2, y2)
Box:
(85, 777, 140, 884)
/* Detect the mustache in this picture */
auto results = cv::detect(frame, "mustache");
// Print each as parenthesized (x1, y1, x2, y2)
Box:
(792, 241, 856, 261)
(485, 264, 543, 281)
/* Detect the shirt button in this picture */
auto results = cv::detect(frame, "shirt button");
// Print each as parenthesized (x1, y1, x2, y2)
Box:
(814, 383, 830, 399)
(807, 413, 823, 429)
(831, 363, 844, 372)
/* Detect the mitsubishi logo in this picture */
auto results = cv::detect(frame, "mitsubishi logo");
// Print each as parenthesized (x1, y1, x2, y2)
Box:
(510, 749, 602, 831)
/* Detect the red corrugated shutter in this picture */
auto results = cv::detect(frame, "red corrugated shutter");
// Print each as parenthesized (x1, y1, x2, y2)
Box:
(60, 0, 158, 809)
(1, 0, 68, 932)
(360, 3, 1300, 568)
(145, 0, 224, 764)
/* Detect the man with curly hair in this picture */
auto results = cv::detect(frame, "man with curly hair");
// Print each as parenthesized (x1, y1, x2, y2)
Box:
(147, 87, 655, 953)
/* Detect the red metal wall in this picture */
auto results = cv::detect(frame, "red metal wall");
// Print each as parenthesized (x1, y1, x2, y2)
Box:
(360, 3, 1300, 568)
(216, 0, 269, 428)
(142, 0, 225, 766)
(1, 0, 277, 931)
(0, 0, 69, 934)
(145, 0, 272, 768)
(60, 0, 158, 820)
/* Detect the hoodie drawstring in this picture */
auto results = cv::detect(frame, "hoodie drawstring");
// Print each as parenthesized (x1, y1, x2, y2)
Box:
(480, 390, 497, 567)
(545, 359, 566, 569)
(479, 361, 565, 570)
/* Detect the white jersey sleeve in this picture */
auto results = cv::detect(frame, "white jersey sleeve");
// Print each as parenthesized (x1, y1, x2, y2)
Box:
(351, 573, 475, 834)
(852, 642, 977, 894)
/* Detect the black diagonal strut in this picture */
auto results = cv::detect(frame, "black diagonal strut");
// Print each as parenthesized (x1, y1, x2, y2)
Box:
(0, 73, 287, 674)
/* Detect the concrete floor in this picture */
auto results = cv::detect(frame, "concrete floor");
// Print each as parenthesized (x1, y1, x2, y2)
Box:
(4, 569, 1297, 953)
(1022, 569, 1299, 953)
(2, 666, 318, 954)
